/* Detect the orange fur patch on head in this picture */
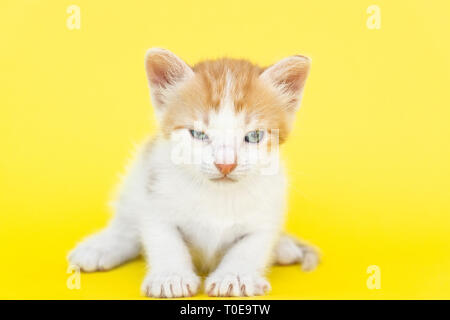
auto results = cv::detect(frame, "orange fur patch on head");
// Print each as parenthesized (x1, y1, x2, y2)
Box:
(159, 58, 303, 144)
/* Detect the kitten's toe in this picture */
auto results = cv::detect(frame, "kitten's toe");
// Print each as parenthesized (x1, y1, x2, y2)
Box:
(141, 272, 200, 298)
(300, 248, 320, 272)
(205, 273, 270, 297)
(274, 234, 320, 271)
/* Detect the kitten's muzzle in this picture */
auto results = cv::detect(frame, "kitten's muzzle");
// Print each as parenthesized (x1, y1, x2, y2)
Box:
(213, 144, 237, 176)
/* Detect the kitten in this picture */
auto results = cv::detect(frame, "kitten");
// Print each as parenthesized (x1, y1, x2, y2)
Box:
(68, 48, 319, 298)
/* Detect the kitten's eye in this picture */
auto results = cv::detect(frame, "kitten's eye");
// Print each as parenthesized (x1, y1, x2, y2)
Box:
(189, 129, 209, 141)
(244, 130, 264, 143)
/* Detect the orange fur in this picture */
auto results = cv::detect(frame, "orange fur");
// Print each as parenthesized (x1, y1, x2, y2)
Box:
(160, 58, 299, 144)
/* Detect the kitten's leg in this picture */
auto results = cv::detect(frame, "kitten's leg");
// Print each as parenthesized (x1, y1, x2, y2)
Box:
(140, 223, 200, 298)
(273, 234, 320, 271)
(68, 213, 140, 272)
(205, 232, 275, 297)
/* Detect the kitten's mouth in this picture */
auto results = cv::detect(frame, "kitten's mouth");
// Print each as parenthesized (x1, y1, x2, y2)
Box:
(210, 176, 237, 183)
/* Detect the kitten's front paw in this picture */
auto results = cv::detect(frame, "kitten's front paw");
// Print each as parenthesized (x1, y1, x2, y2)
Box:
(141, 272, 200, 298)
(205, 273, 271, 297)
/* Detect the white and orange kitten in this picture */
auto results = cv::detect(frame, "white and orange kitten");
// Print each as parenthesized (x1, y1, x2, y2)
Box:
(68, 48, 319, 298)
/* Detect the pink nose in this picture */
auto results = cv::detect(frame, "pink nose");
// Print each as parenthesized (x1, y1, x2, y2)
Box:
(214, 163, 237, 175)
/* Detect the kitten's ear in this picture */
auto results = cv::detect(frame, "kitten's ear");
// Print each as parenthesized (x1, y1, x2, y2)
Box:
(260, 55, 311, 110)
(145, 48, 194, 110)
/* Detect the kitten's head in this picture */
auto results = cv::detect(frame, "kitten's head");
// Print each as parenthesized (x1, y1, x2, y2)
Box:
(145, 48, 310, 183)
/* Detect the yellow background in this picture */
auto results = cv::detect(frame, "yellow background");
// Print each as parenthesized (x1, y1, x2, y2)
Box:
(1, 0, 449, 299)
